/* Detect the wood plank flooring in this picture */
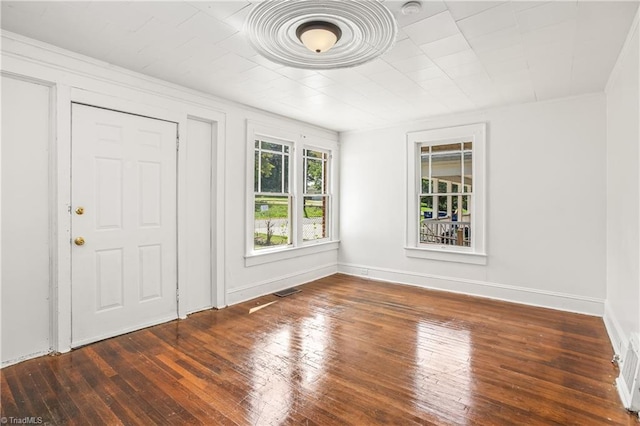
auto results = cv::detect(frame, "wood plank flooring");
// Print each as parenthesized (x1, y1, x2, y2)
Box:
(1, 274, 637, 425)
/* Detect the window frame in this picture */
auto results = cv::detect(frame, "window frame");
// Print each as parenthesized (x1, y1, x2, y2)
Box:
(253, 137, 294, 251)
(300, 146, 332, 244)
(246, 121, 338, 266)
(405, 123, 487, 265)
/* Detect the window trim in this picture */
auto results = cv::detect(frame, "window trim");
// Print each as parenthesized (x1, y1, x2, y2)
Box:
(406, 123, 487, 264)
(249, 127, 296, 253)
(245, 240, 340, 267)
(246, 121, 338, 265)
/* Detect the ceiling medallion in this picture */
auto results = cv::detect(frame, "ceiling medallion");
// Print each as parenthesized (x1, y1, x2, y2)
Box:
(245, 0, 397, 70)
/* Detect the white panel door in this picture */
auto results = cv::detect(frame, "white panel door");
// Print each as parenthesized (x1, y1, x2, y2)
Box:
(1, 75, 51, 365)
(71, 104, 178, 347)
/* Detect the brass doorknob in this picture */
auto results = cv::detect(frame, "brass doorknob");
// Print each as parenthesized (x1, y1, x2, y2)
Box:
(75, 207, 84, 215)
(74, 237, 85, 246)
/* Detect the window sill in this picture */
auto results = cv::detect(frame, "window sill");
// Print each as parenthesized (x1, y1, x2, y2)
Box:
(245, 240, 340, 267)
(404, 246, 487, 265)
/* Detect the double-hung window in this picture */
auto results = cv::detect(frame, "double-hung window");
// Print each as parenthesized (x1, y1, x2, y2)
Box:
(303, 148, 330, 241)
(247, 121, 338, 265)
(406, 123, 486, 264)
(254, 138, 292, 249)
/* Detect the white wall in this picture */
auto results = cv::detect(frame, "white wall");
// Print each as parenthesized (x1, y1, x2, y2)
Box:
(604, 16, 640, 355)
(340, 93, 607, 315)
(1, 75, 52, 365)
(0, 31, 339, 363)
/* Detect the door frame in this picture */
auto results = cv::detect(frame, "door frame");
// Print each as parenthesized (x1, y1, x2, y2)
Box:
(53, 88, 226, 353)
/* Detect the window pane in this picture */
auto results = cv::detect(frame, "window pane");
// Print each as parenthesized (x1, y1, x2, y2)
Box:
(461, 195, 471, 221)
(305, 158, 323, 194)
(463, 152, 472, 191)
(420, 195, 437, 244)
(420, 195, 434, 220)
(261, 141, 283, 152)
(437, 195, 450, 218)
(421, 178, 431, 194)
(460, 195, 471, 247)
(260, 152, 284, 193)
(303, 196, 328, 240)
(463, 141, 472, 151)
(305, 149, 323, 159)
(304, 149, 328, 195)
(420, 153, 430, 193)
(432, 152, 462, 194)
(419, 194, 470, 247)
(283, 154, 289, 193)
(254, 195, 290, 249)
(431, 143, 460, 153)
(254, 150, 259, 192)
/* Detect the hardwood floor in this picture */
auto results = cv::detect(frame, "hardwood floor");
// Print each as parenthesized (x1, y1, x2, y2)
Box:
(1, 274, 637, 425)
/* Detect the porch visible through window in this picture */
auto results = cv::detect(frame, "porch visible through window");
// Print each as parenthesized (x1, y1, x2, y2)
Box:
(419, 142, 472, 247)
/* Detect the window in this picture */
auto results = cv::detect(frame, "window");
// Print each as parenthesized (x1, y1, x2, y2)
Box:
(303, 148, 330, 241)
(406, 123, 486, 264)
(419, 142, 472, 247)
(246, 122, 338, 264)
(254, 139, 292, 250)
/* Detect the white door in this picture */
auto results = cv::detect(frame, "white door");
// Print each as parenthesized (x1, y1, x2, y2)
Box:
(185, 118, 214, 313)
(71, 103, 178, 347)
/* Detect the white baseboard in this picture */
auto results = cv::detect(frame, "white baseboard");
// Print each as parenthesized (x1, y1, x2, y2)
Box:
(615, 376, 633, 410)
(226, 263, 338, 306)
(185, 304, 214, 317)
(1, 349, 52, 369)
(603, 300, 626, 357)
(338, 263, 604, 316)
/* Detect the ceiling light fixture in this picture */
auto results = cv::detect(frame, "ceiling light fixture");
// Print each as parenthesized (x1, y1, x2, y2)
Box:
(401, 1, 422, 15)
(296, 21, 342, 53)
(245, 0, 397, 70)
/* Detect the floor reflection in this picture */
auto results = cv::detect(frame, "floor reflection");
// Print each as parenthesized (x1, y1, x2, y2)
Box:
(247, 312, 331, 424)
(299, 313, 329, 391)
(414, 320, 472, 424)
(248, 326, 293, 424)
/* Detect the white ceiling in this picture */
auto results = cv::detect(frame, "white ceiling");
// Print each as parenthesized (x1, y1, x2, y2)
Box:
(1, 1, 638, 132)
